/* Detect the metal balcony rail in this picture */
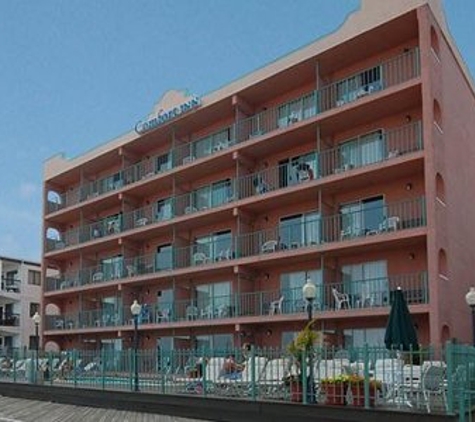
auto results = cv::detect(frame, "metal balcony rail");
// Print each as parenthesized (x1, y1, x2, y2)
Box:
(46, 48, 420, 214)
(45, 121, 422, 253)
(0, 313, 20, 327)
(0, 277, 21, 293)
(45, 197, 426, 292)
(45, 271, 427, 330)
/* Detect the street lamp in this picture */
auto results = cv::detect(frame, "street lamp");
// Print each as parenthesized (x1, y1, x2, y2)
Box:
(32, 312, 41, 380)
(465, 287, 475, 346)
(302, 278, 317, 403)
(130, 299, 142, 392)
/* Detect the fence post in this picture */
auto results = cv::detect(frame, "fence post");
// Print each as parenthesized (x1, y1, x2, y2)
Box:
(250, 345, 256, 401)
(445, 341, 454, 414)
(302, 349, 308, 405)
(101, 347, 106, 390)
(129, 348, 133, 391)
(363, 343, 370, 409)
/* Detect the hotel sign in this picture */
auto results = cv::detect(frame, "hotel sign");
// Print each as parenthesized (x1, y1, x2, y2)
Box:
(135, 94, 201, 135)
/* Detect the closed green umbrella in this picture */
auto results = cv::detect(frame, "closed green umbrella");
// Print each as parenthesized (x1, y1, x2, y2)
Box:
(384, 287, 419, 351)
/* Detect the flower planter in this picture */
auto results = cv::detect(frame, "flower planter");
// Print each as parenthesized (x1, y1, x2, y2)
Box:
(322, 382, 347, 406)
(290, 380, 303, 402)
(348, 384, 378, 407)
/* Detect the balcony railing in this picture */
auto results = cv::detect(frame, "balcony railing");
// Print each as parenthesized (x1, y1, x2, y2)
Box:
(0, 314, 20, 327)
(45, 271, 427, 331)
(46, 48, 421, 215)
(45, 120, 422, 253)
(0, 277, 21, 293)
(45, 197, 426, 292)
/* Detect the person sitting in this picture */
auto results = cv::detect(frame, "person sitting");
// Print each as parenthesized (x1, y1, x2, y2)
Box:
(221, 354, 244, 380)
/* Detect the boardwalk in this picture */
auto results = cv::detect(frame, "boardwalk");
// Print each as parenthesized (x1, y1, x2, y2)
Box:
(0, 396, 206, 422)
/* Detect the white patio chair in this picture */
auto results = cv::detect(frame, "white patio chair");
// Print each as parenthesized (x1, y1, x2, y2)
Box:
(379, 216, 400, 232)
(186, 305, 198, 320)
(257, 357, 290, 399)
(156, 308, 171, 323)
(193, 252, 210, 265)
(332, 288, 351, 310)
(135, 217, 148, 227)
(268, 296, 284, 315)
(92, 272, 103, 282)
(373, 358, 405, 405)
(261, 240, 278, 253)
(420, 364, 447, 413)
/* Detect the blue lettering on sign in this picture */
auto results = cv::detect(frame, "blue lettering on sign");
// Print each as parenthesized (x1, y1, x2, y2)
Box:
(135, 96, 201, 134)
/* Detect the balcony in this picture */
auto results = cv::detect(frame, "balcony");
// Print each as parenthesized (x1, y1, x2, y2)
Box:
(0, 313, 20, 327)
(45, 120, 422, 253)
(45, 196, 426, 293)
(46, 48, 420, 215)
(44, 271, 427, 332)
(0, 277, 21, 294)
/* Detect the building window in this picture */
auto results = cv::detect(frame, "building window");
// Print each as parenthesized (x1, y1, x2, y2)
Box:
(29, 302, 40, 317)
(28, 270, 41, 286)
(339, 130, 384, 169)
(341, 260, 388, 308)
(279, 211, 321, 248)
(340, 196, 385, 237)
(155, 152, 172, 173)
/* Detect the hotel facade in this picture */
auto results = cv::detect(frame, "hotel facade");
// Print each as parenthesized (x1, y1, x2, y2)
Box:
(0, 256, 42, 355)
(42, 0, 475, 355)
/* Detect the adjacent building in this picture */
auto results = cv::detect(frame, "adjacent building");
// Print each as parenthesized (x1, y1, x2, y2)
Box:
(42, 0, 475, 356)
(0, 256, 42, 355)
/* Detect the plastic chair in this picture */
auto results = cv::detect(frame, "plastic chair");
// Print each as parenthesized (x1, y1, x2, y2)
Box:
(269, 296, 284, 315)
(332, 288, 351, 310)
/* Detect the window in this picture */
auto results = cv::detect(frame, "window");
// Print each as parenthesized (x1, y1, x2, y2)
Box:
(196, 281, 232, 314)
(341, 260, 388, 307)
(281, 331, 298, 349)
(280, 270, 322, 313)
(343, 327, 385, 347)
(279, 211, 321, 248)
(339, 130, 384, 168)
(100, 255, 123, 280)
(99, 171, 123, 194)
(155, 197, 173, 221)
(156, 244, 173, 271)
(340, 196, 385, 237)
(155, 152, 172, 173)
(336, 65, 382, 105)
(278, 152, 317, 188)
(193, 127, 232, 159)
(277, 92, 317, 128)
(196, 334, 233, 351)
(97, 213, 122, 236)
(29, 302, 40, 317)
(193, 179, 233, 210)
(195, 230, 232, 261)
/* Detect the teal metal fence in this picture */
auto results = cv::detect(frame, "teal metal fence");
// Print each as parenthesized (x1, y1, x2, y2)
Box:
(0, 342, 473, 419)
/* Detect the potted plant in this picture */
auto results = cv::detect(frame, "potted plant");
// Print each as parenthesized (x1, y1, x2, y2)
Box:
(320, 374, 349, 405)
(346, 374, 382, 407)
(285, 318, 321, 402)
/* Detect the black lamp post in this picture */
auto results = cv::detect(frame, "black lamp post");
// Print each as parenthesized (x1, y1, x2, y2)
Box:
(302, 278, 317, 403)
(32, 312, 41, 382)
(130, 299, 142, 392)
(465, 287, 475, 346)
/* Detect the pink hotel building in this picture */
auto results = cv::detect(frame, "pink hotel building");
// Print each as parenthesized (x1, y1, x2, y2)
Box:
(42, 0, 475, 354)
